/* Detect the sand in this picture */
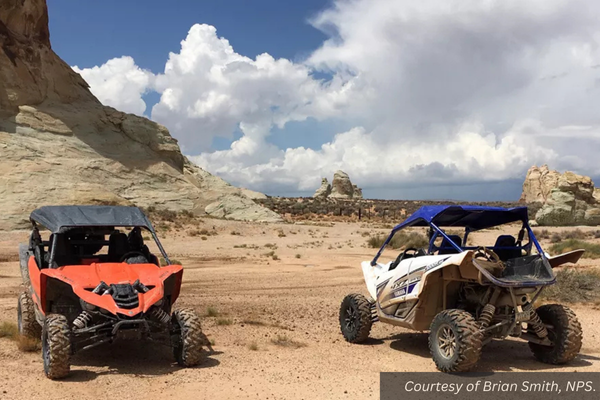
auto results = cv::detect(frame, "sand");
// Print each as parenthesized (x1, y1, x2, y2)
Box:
(0, 220, 598, 400)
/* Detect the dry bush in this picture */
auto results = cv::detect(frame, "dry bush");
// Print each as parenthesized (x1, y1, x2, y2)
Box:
(550, 239, 600, 259)
(247, 342, 259, 351)
(205, 307, 219, 317)
(0, 253, 20, 263)
(216, 318, 233, 326)
(0, 321, 17, 339)
(270, 334, 307, 348)
(367, 232, 428, 250)
(541, 269, 600, 303)
(533, 229, 551, 240)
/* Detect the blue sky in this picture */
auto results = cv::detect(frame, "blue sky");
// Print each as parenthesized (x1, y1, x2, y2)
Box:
(49, 1, 600, 201)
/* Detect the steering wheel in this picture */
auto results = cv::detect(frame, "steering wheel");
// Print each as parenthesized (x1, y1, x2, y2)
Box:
(473, 247, 501, 263)
(119, 251, 147, 263)
(391, 247, 421, 270)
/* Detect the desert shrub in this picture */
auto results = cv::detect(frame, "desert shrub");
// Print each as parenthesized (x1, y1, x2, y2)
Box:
(216, 318, 232, 326)
(230, 231, 241, 236)
(272, 254, 279, 261)
(563, 229, 588, 240)
(0, 321, 17, 339)
(0, 254, 19, 263)
(188, 229, 200, 237)
(550, 234, 562, 243)
(201, 236, 208, 241)
(541, 269, 600, 302)
(367, 232, 428, 250)
(593, 230, 600, 239)
(270, 334, 306, 348)
(533, 229, 551, 240)
(205, 307, 219, 317)
(550, 239, 600, 259)
(295, 253, 301, 259)
(247, 342, 259, 351)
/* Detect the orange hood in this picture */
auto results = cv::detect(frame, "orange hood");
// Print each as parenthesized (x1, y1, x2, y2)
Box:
(41, 263, 183, 317)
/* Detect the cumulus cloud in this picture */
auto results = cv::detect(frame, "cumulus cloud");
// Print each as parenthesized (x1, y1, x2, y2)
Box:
(75, 0, 600, 198)
(150, 24, 359, 153)
(73, 56, 154, 116)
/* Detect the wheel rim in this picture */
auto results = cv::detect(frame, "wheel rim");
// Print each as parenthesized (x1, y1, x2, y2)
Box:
(437, 324, 456, 359)
(344, 304, 358, 333)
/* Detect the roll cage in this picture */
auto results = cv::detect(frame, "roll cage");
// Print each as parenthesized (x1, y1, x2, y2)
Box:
(28, 206, 172, 268)
(371, 205, 543, 266)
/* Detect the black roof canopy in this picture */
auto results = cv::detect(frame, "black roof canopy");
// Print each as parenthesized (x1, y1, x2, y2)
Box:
(30, 206, 153, 233)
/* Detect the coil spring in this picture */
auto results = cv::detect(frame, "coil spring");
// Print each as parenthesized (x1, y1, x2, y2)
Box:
(478, 303, 496, 329)
(149, 307, 170, 324)
(73, 311, 93, 329)
(528, 310, 548, 338)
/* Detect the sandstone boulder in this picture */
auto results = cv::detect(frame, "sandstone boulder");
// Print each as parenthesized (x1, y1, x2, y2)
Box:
(519, 164, 561, 203)
(521, 166, 600, 226)
(313, 178, 331, 199)
(330, 170, 355, 199)
(0, 0, 281, 229)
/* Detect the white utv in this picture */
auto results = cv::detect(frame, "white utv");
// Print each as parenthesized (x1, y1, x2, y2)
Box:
(340, 205, 584, 372)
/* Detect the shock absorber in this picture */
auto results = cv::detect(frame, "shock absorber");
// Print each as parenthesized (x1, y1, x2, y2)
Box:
(478, 287, 501, 329)
(149, 307, 170, 324)
(526, 307, 548, 338)
(73, 311, 93, 329)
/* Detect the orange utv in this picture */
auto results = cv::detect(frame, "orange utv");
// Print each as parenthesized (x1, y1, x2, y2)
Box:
(17, 205, 203, 379)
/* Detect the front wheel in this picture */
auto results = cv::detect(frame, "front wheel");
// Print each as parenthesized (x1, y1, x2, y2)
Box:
(171, 308, 203, 367)
(339, 293, 372, 343)
(429, 309, 482, 372)
(42, 314, 71, 379)
(529, 304, 582, 364)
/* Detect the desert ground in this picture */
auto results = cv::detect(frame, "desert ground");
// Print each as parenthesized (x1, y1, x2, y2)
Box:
(0, 219, 599, 400)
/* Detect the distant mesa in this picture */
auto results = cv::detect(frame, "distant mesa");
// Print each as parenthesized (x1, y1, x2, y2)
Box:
(520, 164, 600, 226)
(313, 170, 363, 200)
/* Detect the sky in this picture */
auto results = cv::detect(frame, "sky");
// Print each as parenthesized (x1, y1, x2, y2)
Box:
(48, 0, 600, 201)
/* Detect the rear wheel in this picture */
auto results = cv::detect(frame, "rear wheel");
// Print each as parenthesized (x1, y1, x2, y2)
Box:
(429, 309, 482, 372)
(171, 308, 203, 367)
(339, 293, 372, 343)
(529, 304, 582, 364)
(42, 314, 71, 379)
(18, 292, 41, 339)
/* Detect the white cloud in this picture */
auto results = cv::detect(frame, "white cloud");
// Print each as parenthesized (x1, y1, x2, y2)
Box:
(73, 56, 154, 116)
(74, 0, 600, 198)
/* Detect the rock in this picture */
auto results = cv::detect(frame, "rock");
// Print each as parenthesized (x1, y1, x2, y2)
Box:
(312, 171, 363, 199)
(353, 185, 363, 199)
(519, 164, 561, 203)
(205, 194, 281, 222)
(521, 165, 600, 226)
(0, 0, 281, 230)
(329, 170, 355, 199)
(313, 178, 331, 199)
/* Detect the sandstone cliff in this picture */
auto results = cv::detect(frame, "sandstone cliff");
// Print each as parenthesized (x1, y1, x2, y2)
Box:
(0, 0, 281, 229)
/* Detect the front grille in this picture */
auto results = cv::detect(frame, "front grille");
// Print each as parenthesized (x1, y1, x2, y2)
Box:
(108, 283, 139, 309)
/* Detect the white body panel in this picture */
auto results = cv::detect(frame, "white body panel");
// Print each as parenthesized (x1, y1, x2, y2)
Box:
(362, 252, 472, 328)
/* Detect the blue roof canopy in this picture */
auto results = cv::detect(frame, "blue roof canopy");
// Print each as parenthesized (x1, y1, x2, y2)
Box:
(392, 205, 530, 233)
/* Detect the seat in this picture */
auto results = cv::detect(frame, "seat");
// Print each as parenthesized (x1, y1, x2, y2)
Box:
(108, 232, 129, 262)
(438, 235, 462, 255)
(493, 235, 521, 261)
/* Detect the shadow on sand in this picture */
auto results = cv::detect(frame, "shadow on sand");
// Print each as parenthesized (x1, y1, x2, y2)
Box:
(378, 332, 597, 371)
(65, 340, 221, 382)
